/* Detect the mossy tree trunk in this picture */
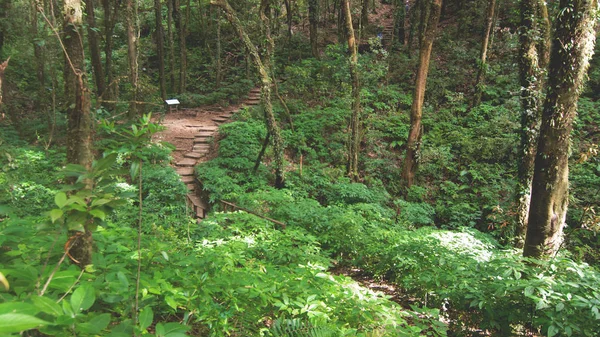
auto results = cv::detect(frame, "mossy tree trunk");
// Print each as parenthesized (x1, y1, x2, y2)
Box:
(342, 0, 361, 182)
(515, 0, 550, 248)
(523, 0, 598, 259)
(211, 0, 286, 188)
(401, 0, 441, 188)
(102, 0, 117, 105)
(63, 0, 94, 267)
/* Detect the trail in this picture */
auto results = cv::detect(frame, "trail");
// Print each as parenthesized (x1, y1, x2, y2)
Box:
(153, 88, 261, 220)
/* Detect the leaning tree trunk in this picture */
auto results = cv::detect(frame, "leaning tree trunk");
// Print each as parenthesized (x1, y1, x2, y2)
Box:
(63, 0, 94, 267)
(471, 0, 496, 108)
(308, 0, 319, 58)
(211, 0, 286, 187)
(514, 0, 550, 248)
(85, 0, 105, 98)
(342, 0, 361, 181)
(125, 0, 139, 118)
(154, 0, 167, 100)
(401, 0, 442, 188)
(523, 0, 597, 259)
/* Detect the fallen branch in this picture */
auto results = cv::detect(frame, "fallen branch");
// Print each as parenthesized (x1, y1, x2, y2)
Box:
(220, 200, 286, 229)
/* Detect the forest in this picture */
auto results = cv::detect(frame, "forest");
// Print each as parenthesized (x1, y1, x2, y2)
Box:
(1, 0, 600, 335)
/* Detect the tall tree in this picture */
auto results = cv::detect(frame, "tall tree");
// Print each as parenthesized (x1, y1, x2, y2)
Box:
(125, 0, 139, 118)
(0, 57, 8, 108)
(174, 0, 188, 93)
(524, 0, 598, 258)
(342, 0, 360, 181)
(63, 0, 94, 267)
(211, 0, 286, 187)
(471, 0, 496, 108)
(154, 0, 167, 100)
(308, 0, 319, 58)
(515, 0, 550, 247)
(401, 0, 442, 188)
(85, 0, 105, 98)
(167, 0, 176, 91)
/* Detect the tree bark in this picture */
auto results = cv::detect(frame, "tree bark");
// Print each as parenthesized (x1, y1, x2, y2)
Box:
(211, 0, 286, 187)
(361, 0, 368, 26)
(154, 0, 167, 100)
(215, 10, 222, 88)
(85, 0, 105, 98)
(401, 0, 442, 188)
(342, 0, 360, 181)
(0, 58, 8, 107)
(125, 0, 139, 118)
(308, 0, 319, 58)
(63, 0, 94, 267)
(471, 0, 496, 108)
(515, 0, 550, 247)
(524, 0, 598, 259)
(174, 0, 188, 93)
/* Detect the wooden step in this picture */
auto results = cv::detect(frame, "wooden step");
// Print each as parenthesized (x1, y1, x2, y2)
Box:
(177, 158, 197, 167)
(187, 194, 208, 218)
(181, 175, 195, 184)
(197, 126, 219, 132)
(245, 99, 260, 105)
(196, 131, 215, 137)
(194, 137, 211, 144)
(174, 136, 196, 139)
(249, 88, 261, 93)
(193, 145, 210, 152)
(184, 152, 205, 159)
(186, 183, 196, 191)
(176, 167, 195, 176)
(212, 117, 229, 123)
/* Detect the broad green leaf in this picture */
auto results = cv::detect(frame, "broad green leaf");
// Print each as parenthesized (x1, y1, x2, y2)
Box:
(547, 324, 558, 337)
(89, 209, 106, 221)
(139, 307, 153, 330)
(49, 209, 63, 223)
(91, 198, 112, 207)
(155, 322, 189, 337)
(32, 296, 62, 317)
(0, 313, 50, 333)
(556, 302, 565, 312)
(0, 302, 38, 316)
(76, 313, 111, 334)
(165, 296, 178, 310)
(94, 153, 118, 173)
(55, 192, 67, 208)
(71, 285, 95, 314)
(130, 161, 140, 180)
(0, 272, 8, 290)
(161, 251, 169, 261)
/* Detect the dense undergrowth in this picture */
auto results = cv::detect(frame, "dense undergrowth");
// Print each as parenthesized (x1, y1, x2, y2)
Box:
(2, 4, 600, 336)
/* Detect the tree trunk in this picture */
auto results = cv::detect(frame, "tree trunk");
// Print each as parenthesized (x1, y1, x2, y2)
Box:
(31, 2, 45, 110)
(471, 0, 496, 108)
(308, 0, 319, 58)
(342, 0, 360, 181)
(514, 0, 550, 247)
(63, 0, 94, 267)
(125, 0, 139, 118)
(102, 0, 117, 105)
(523, 0, 597, 259)
(284, 0, 293, 41)
(211, 0, 286, 187)
(167, 0, 176, 92)
(175, 0, 188, 93)
(85, 0, 105, 98)
(215, 10, 222, 88)
(401, 0, 442, 188)
(154, 0, 167, 100)
(361, 0, 368, 26)
(0, 58, 8, 107)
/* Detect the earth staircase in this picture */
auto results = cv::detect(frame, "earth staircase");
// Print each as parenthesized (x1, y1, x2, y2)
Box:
(174, 87, 261, 220)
